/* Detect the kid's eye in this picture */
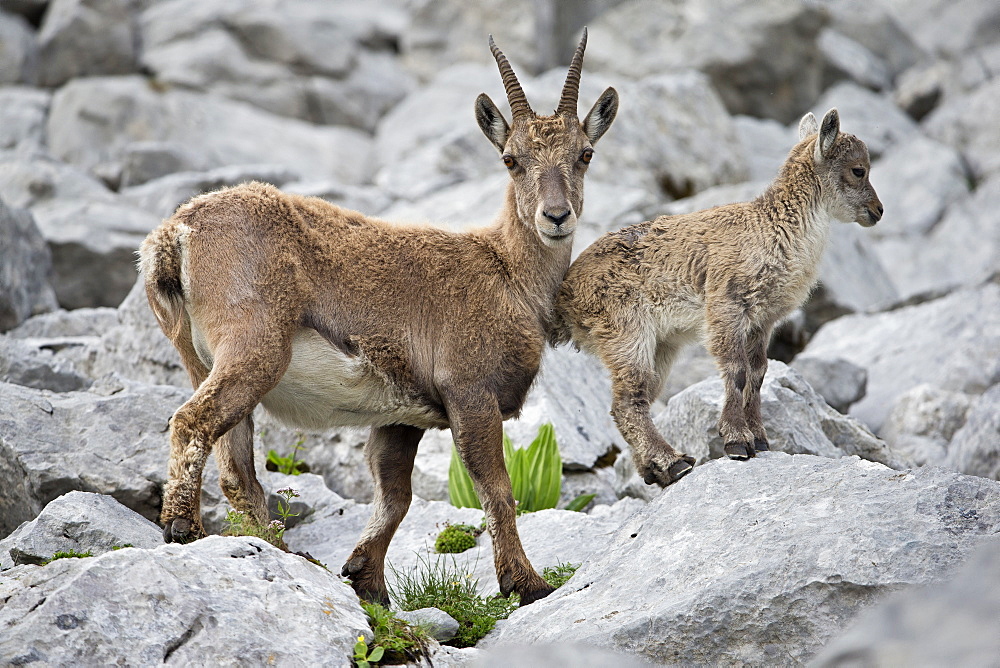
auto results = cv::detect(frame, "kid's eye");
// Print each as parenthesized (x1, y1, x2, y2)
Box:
(852, 167, 866, 178)
(580, 148, 594, 164)
(503, 155, 517, 169)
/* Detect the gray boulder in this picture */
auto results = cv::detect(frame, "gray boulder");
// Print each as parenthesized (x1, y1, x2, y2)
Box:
(476, 643, 652, 667)
(36, 0, 138, 87)
(47, 76, 374, 185)
(803, 281, 1000, 433)
(0, 198, 57, 332)
(30, 197, 160, 309)
(0, 151, 115, 210)
(885, 0, 1000, 59)
(811, 538, 1000, 667)
(0, 337, 91, 392)
(818, 29, 891, 92)
(812, 0, 923, 80)
(790, 355, 868, 414)
(0, 491, 161, 569)
(587, 0, 827, 123)
(870, 134, 970, 239)
(648, 360, 904, 468)
(873, 175, 1000, 299)
(924, 78, 1000, 182)
(734, 115, 798, 182)
(0, 87, 49, 151)
(484, 454, 1000, 665)
(0, 535, 368, 666)
(6, 307, 118, 339)
(395, 607, 459, 643)
(589, 70, 747, 200)
(945, 383, 1000, 481)
(880, 384, 976, 467)
(0, 377, 191, 535)
(0, 9, 37, 85)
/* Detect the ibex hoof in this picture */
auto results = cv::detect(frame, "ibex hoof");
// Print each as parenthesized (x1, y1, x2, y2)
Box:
(753, 437, 770, 452)
(724, 441, 755, 460)
(162, 517, 204, 544)
(518, 583, 556, 607)
(641, 454, 696, 487)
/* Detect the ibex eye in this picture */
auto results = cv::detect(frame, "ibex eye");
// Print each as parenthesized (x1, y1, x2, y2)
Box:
(580, 148, 594, 164)
(852, 167, 866, 178)
(503, 155, 517, 169)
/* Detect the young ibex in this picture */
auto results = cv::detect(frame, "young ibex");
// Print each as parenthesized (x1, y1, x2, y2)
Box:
(552, 109, 882, 484)
(138, 31, 618, 606)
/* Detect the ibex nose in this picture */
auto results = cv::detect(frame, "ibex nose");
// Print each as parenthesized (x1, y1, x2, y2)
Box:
(868, 204, 883, 224)
(544, 208, 571, 226)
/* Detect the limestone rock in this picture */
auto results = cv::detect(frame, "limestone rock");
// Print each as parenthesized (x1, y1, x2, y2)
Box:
(0, 491, 161, 569)
(0, 9, 37, 85)
(819, 29, 891, 92)
(395, 608, 459, 643)
(881, 384, 976, 467)
(811, 538, 1000, 667)
(945, 383, 1000, 481)
(0, 87, 49, 151)
(587, 0, 827, 123)
(36, 0, 138, 87)
(0, 535, 368, 666)
(0, 337, 91, 392)
(47, 76, 374, 185)
(803, 281, 1000, 432)
(923, 78, 1000, 182)
(0, 198, 57, 332)
(484, 454, 1000, 665)
(790, 355, 868, 414)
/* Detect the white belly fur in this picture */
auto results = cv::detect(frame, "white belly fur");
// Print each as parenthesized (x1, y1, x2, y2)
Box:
(192, 323, 440, 430)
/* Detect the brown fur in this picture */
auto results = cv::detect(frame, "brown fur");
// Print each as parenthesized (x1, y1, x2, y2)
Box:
(553, 109, 882, 482)
(138, 31, 618, 607)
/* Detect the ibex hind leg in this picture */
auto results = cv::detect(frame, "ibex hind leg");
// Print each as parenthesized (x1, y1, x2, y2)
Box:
(605, 336, 695, 486)
(342, 425, 422, 605)
(215, 414, 272, 541)
(707, 316, 756, 461)
(162, 335, 291, 544)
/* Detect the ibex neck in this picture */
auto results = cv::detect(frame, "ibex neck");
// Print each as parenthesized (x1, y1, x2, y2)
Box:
(761, 140, 828, 235)
(486, 183, 573, 315)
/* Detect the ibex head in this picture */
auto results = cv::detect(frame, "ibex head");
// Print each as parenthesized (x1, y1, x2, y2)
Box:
(799, 108, 883, 228)
(475, 29, 619, 245)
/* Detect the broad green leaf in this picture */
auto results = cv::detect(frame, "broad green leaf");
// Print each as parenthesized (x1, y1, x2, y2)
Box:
(448, 446, 481, 509)
(368, 646, 385, 662)
(564, 493, 596, 512)
(526, 423, 561, 511)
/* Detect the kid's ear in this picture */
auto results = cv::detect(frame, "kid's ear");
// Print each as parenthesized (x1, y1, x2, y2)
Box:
(475, 93, 510, 153)
(815, 108, 840, 161)
(798, 112, 818, 141)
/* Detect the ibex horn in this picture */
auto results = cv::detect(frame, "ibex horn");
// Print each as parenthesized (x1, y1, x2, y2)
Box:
(556, 27, 588, 116)
(489, 35, 534, 120)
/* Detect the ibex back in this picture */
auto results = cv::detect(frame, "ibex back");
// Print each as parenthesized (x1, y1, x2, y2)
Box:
(139, 30, 618, 606)
(553, 109, 881, 484)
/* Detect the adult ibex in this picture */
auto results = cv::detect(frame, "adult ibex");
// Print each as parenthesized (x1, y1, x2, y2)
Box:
(139, 30, 618, 606)
(553, 109, 882, 485)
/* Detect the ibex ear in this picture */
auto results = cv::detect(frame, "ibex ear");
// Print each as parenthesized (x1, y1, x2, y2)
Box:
(475, 93, 510, 153)
(815, 108, 840, 161)
(583, 87, 618, 144)
(798, 112, 818, 141)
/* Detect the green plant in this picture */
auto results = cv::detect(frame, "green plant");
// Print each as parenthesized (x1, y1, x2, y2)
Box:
(448, 423, 593, 513)
(434, 524, 478, 554)
(389, 555, 517, 648)
(265, 433, 309, 475)
(223, 487, 299, 549)
(358, 602, 429, 665)
(43, 549, 93, 564)
(353, 634, 383, 668)
(541, 562, 580, 589)
(110, 544, 134, 551)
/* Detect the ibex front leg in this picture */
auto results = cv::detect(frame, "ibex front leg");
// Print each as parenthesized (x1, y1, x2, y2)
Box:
(707, 306, 756, 460)
(446, 395, 553, 605)
(743, 326, 772, 453)
(342, 425, 422, 605)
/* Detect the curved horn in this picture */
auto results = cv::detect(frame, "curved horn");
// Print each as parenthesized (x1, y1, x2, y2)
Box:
(489, 35, 533, 120)
(556, 27, 588, 116)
